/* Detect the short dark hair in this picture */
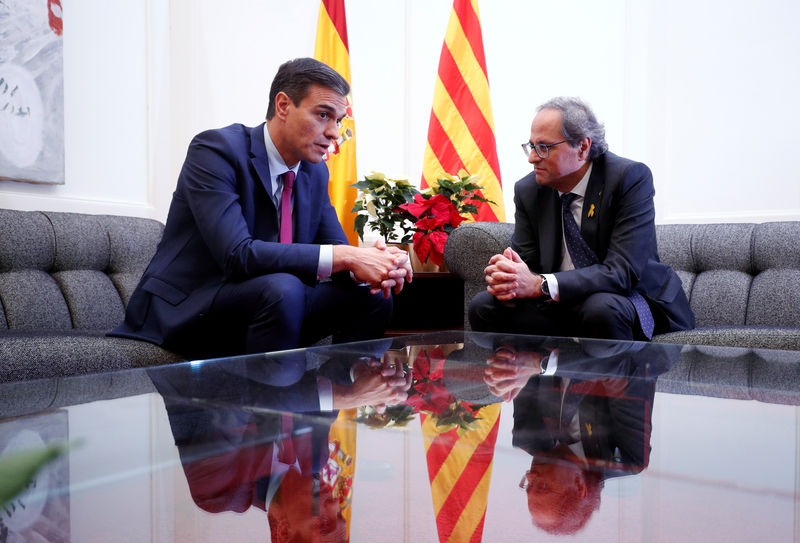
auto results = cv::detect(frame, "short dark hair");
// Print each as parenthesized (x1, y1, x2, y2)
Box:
(265, 57, 350, 120)
(538, 97, 609, 160)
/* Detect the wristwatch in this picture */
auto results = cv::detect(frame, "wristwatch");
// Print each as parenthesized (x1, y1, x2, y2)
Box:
(539, 274, 551, 299)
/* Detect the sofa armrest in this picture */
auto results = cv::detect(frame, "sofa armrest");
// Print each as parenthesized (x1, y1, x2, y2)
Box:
(444, 222, 514, 328)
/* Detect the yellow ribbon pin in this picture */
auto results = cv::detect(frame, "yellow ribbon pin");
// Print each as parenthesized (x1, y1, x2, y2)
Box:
(588, 204, 596, 218)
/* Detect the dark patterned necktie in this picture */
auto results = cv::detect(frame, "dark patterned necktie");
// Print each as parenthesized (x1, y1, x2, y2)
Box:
(279, 171, 295, 244)
(561, 193, 654, 339)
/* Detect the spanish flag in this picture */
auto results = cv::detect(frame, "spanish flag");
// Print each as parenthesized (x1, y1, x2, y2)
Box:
(314, 0, 359, 245)
(422, 0, 504, 222)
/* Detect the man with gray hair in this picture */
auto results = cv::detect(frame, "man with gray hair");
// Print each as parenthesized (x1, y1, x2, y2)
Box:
(469, 97, 694, 341)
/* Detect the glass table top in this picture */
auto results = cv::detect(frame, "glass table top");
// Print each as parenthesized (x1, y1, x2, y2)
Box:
(1, 331, 799, 542)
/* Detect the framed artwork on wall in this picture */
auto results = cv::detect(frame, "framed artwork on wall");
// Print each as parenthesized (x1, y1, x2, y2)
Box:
(0, 0, 65, 185)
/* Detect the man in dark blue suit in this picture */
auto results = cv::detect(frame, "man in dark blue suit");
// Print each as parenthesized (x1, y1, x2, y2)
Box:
(469, 97, 693, 340)
(112, 58, 411, 357)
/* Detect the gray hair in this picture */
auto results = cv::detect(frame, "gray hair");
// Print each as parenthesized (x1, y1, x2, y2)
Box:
(538, 97, 608, 160)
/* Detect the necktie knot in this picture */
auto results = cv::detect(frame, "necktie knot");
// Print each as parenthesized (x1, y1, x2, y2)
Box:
(282, 170, 295, 192)
(561, 192, 578, 208)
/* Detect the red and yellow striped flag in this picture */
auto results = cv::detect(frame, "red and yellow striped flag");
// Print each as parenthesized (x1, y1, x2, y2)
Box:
(422, 0, 504, 222)
(422, 404, 502, 543)
(314, 0, 359, 245)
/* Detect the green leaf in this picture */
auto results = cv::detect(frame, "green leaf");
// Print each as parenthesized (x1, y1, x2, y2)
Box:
(0, 442, 71, 508)
(354, 214, 368, 241)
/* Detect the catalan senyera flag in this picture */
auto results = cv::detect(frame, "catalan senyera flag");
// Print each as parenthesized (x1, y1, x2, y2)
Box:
(422, 0, 504, 222)
(314, 0, 358, 245)
(422, 404, 502, 543)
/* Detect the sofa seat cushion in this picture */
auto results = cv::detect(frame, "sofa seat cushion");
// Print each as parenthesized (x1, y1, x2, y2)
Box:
(0, 330, 185, 383)
(654, 326, 800, 351)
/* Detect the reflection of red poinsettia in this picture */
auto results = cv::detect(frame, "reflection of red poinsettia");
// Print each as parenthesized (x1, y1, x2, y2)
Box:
(406, 346, 481, 435)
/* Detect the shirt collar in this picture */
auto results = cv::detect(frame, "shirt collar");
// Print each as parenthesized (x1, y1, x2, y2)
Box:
(263, 124, 300, 183)
(559, 162, 593, 199)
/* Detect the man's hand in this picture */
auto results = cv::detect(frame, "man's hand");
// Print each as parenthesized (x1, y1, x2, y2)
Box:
(332, 355, 412, 410)
(484, 247, 542, 301)
(484, 345, 545, 402)
(370, 239, 413, 298)
(333, 240, 413, 298)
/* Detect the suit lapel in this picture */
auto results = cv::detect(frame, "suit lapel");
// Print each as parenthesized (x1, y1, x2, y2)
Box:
(581, 157, 605, 253)
(249, 123, 274, 202)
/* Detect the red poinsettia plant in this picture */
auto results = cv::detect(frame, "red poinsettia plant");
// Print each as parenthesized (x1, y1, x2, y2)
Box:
(399, 170, 493, 267)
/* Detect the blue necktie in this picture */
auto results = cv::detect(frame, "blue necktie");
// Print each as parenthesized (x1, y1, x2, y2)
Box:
(561, 193, 654, 339)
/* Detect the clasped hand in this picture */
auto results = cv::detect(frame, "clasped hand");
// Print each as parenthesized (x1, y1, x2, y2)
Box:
(484, 247, 543, 301)
(484, 346, 545, 402)
(331, 354, 411, 410)
(334, 240, 413, 298)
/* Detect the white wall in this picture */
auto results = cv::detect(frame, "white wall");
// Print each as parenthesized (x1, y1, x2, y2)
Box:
(1, 0, 798, 224)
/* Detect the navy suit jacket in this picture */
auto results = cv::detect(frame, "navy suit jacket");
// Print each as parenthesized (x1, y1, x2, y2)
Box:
(512, 151, 694, 333)
(112, 123, 348, 347)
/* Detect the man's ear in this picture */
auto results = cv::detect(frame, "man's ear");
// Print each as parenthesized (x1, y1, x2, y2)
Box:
(579, 137, 592, 161)
(274, 91, 292, 121)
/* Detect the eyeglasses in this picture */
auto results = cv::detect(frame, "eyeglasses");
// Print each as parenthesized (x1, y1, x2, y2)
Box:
(521, 140, 567, 159)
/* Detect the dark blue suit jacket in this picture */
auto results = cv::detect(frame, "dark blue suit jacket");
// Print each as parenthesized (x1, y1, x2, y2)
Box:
(112, 123, 348, 347)
(512, 151, 694, 333)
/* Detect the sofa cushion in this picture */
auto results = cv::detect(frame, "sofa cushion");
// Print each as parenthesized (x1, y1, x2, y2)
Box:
(0, 330, 185, 383)
(655, 326, 800, 351)
(49, 211, 110, 271)
(51, 270, 125, 329)
(0, 209, 54, 271)
(747, 269, 800, 326)
(752, 221, 800, 270)
(0, 270, 73, 329)
(689, 270, 751, 327)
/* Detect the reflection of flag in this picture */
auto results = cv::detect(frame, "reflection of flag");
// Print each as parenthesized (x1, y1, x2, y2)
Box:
(422, 404, 501, 542)
(422, 0, 505, 222)
(314, 0, 359, 245)
(325, 408, 358, 540)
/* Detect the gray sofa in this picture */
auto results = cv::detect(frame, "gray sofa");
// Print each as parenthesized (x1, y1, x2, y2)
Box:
(444, 221, 800, 351)
(0, 209, 184, 383)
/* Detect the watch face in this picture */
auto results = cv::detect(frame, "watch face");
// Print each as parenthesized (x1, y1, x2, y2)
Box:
(540, 277, 549, 295)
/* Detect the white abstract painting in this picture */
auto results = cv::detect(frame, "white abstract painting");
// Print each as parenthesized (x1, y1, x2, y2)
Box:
(0, 0, 64, 184)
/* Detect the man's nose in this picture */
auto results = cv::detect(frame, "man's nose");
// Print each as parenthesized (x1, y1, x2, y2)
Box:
(324, 120, 340, 140)
(528, 149, 541, 164)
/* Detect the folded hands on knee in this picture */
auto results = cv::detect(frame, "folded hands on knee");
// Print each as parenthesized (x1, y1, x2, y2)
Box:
(484, 247, 543, 301)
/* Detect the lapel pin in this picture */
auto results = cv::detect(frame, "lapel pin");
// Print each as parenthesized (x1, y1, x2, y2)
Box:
(588, 204, 596, 218)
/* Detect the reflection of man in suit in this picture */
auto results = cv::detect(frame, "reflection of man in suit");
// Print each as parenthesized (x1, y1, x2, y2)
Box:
(151, 347, 409, 542)
(112, 57, 411, 358)
(470, 96, 694, 341)
(489, 338, 679, 535)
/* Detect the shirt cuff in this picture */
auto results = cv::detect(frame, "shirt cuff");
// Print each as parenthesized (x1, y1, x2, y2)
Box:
(317, 375, 333, 411)
(542, 348, 559, 376)
(543, 273, 560, 301)
(317, 245, 333, 280)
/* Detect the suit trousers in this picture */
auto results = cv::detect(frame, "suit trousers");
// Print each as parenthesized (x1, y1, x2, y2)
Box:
(176, 273, 392, 358)
(468, 290, 646, 341)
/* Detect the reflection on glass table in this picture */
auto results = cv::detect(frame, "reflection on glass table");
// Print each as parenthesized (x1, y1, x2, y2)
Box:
(1, 331, 799, 542)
